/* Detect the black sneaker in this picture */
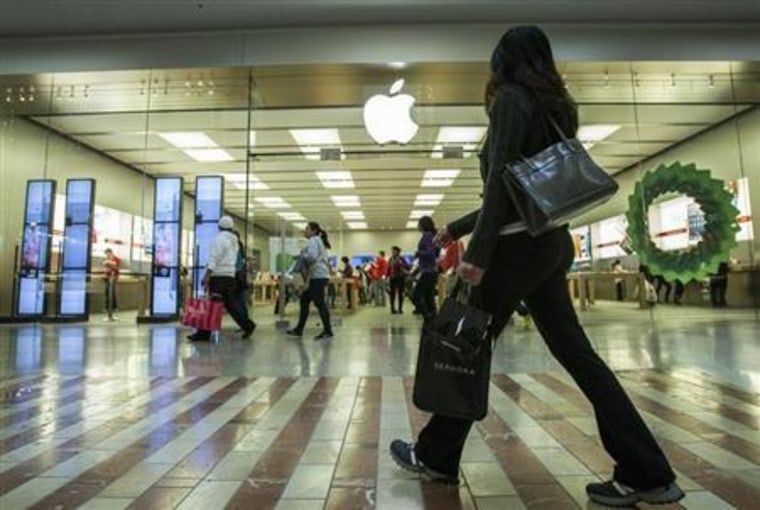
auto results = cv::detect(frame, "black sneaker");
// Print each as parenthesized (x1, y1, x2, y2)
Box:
(286, 329, 302, 338)
(389, 440, 459, 485)
(586, 480, 684, 507)
(241, 323, 256, 339)
(314, 331, 333, 340)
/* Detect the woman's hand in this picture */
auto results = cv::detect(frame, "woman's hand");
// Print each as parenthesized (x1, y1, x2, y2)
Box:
(433, 227, 453, 247)
(456, 262, 485, 286)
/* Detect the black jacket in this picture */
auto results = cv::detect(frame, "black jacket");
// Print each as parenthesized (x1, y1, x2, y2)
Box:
(448, 83, 578, 268)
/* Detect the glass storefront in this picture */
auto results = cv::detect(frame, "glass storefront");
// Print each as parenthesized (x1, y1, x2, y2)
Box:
(1, 61, 758, 324)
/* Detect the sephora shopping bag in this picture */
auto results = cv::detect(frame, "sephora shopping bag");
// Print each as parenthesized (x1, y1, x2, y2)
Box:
(181, 297, 224, 331)
(413, 281, 493, 420)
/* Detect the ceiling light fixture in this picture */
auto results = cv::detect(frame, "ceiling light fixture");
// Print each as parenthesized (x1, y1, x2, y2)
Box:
(184, 149, 234, 162)
(255, 197, 291, 209)
(421, 169, 460, 188)
(346, 222, 368, 230)
(290, 128, 342, 161)
(409, 210, 434, 219)
(430, 126, 486, 159)
(341, 211, 365, 220)
(406, 220, 419, 229)
(316, 171, 355, 189)
(414, 194, 444, 206)
(225, 173, 269, 190)
(159, 132, 217, 148)
(331, 195, 361, 208)
(577, 125, 620, 150)
(278, 212, 306, 221)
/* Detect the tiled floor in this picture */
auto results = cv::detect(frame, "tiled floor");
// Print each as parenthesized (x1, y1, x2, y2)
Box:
(0, 302, 758, 509)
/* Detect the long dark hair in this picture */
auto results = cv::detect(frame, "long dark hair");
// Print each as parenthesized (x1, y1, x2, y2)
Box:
(417, 216, 437, 234)
(308, 221, 331, 249)
(487, 26, 576, 126)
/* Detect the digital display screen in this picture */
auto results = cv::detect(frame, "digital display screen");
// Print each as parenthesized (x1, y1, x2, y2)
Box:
(66, 180, 93, 225)
(152, 268, 179, 316)
(62, 224, 90, 268)
(150, 177, 184, 317)
(155, 178, 182, 223)
(25, 181, 54, 225)
(21, 224, 50, 273)
(17, 277, 46, 315)
(195, 176, 223, 223)
(153, 222, 180, 270)
(59, 179, 95, 318)
(60, 270, 88, 316)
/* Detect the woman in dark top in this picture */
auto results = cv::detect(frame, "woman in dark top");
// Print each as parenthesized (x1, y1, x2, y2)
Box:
(387, 245, 410, 314)
(412, 216, 440, 322)
(390, 26, 683, 508)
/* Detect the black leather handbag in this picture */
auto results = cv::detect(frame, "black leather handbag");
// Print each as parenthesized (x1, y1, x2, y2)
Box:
(502, 116, 618, 236)
(413, 281, 493, 421)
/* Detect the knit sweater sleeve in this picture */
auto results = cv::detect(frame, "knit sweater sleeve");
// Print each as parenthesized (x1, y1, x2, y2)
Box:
(462, 85, 531, 269)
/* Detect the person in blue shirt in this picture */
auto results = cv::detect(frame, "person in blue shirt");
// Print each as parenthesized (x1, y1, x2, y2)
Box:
(412, 216, 440, 322)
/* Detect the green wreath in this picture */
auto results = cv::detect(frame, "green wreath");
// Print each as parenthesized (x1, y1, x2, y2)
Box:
(625, 161, 739, 282)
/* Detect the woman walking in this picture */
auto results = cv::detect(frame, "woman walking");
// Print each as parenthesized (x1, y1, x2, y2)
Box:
(286, 222, 334, 340)
(390, 25, 683, 508)
(412, 216, 440, 322)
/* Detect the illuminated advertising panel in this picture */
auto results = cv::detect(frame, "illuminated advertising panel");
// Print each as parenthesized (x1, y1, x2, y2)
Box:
(17, 180, 56, 317)
(58, 179, 95, 318)
(150, 177, 183, 317)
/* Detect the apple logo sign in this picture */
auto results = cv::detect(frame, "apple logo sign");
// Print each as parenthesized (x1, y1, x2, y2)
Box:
(363, 78, 419, 145)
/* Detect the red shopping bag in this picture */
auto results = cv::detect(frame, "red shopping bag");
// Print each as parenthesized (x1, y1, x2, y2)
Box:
(181, 297, 225, 331)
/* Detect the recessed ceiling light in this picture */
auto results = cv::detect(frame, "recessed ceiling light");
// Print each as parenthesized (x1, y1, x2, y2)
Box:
(421, 169, 460, 187)
(431, 126, 486, 159)
(159, 131, 217, 148)
(316, 171, 355, 189)
(577, 125, 620, 149)
(341, 211, 365, 220)
(414, 194, 444, 206)
(249, 130, 256, 148)
(278, 211, 306, 221)
(347, 222, 368, 230)
(293, 222, 308, 230)
(225, 173, 269, 190)
(184, 149, 234, 162)
(290, 129, 342, 160)
(255, 197, 291, 209)
(331, 195, 361, 208)
(409, 209, 434, 219)
(406, 220, 419, 229)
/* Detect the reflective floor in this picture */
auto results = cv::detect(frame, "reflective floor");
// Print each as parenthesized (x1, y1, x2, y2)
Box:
(0, 302, 758, 509)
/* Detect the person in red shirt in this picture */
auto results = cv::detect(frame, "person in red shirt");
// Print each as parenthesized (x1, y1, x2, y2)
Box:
(103, 248, 121, 321)
(438, 240, 465, 274)
(386, 246, 410, 314)
(370, 250, 388, 306)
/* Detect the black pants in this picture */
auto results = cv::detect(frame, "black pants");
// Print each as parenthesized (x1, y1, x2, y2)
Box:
(710, 276, 728, 307)
(196, 276, 255, 339)
(414, 228, 675, 490)
(293, 278, 332, 335)
(104, 278, 118, 313)
(413, 272, 438, 320)
(615, 280, 625, 301)
(654, 276, 672, 303)
(389, 276, 406, 312)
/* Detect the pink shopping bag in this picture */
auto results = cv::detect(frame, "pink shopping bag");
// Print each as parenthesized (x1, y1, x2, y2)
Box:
(181, 297, 225, 331)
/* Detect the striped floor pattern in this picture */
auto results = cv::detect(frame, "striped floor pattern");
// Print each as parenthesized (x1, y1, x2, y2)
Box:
(0, 369, 758, 509)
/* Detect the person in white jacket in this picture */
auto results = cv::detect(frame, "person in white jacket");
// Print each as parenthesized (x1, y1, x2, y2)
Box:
(286, 221, 333, 340)
(187, 216, 256, 341)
